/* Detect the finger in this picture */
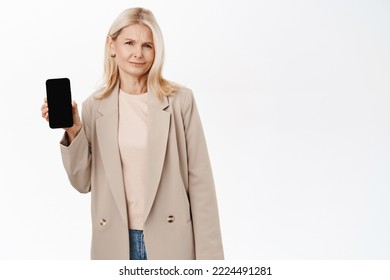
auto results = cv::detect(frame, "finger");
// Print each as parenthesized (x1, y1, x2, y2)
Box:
(41, 107, 49, 115)
(41, 106, 48, 115)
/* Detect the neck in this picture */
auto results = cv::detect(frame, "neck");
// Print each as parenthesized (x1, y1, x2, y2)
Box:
(119, 72, 148, 95)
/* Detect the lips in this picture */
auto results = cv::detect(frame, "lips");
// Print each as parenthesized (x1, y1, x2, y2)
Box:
(129, 62, 146, 66)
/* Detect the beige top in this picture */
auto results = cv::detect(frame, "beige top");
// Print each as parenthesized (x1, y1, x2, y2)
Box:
(118, 89, 148, 230)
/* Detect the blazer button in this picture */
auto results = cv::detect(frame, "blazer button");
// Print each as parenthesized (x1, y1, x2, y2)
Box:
(167, 215, 175, 223)
(100, 219, 107, 226)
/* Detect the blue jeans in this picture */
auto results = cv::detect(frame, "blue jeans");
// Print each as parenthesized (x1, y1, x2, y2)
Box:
(129, 229, 147, 260)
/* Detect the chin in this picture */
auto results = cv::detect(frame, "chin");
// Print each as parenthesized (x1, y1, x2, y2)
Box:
(126, 70, 148, 78)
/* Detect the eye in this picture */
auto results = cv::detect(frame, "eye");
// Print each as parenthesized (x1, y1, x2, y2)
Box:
(143, 44, 153, 49)
(125, 41, 134, 46)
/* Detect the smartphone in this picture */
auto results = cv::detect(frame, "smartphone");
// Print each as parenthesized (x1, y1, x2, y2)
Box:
(45, 78, 73, 128)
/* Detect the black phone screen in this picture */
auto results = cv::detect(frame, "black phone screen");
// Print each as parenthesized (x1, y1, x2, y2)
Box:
(45, 78, 73, 129)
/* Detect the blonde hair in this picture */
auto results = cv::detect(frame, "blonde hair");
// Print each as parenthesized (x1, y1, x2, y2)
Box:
(96, 7, 176, 100)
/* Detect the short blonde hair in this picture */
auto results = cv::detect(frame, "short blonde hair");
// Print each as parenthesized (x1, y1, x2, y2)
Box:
(96, 7, 176, 100)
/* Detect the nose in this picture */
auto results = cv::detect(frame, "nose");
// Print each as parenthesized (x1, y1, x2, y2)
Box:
(133, 45, 142, 59)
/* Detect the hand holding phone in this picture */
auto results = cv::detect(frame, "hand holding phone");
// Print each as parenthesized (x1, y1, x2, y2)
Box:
(41, 78, 81, 142)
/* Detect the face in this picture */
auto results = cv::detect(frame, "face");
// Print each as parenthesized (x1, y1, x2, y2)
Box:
(110, 24, 155, 80)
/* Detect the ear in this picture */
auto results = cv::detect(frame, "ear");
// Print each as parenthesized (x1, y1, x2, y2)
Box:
(108, 35, 116, 55)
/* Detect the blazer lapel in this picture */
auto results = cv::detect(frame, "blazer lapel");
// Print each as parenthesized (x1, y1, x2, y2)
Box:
(144, 91, 171, 222)
(95, 83, 128, 227)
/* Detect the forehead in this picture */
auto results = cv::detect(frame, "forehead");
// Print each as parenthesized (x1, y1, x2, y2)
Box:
(118, 24, 153, 41)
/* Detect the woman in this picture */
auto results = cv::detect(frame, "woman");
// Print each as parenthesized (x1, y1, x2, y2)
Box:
(40, 7, 224, 260)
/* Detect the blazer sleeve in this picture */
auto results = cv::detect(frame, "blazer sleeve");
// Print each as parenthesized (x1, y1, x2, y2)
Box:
(182, 90, 224, 260)
(59, 99, 92, 194)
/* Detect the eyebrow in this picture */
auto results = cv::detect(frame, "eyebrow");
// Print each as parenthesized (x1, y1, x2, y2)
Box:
(124, 38, 154, 45)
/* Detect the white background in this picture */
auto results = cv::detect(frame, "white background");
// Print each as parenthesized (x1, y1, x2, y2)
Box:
(0, 0, 389, 259)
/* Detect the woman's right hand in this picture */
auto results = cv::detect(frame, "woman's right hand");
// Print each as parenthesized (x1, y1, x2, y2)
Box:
(41, 99, 82, 143)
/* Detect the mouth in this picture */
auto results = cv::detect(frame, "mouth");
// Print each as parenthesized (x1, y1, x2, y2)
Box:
(129, 62, 146, 67)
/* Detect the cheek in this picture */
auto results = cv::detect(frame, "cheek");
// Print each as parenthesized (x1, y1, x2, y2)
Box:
(116, 47, 129, 59)
(147, 51, 155, 63)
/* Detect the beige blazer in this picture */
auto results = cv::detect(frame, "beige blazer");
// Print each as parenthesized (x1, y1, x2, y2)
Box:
(60, 83, 224, 260)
